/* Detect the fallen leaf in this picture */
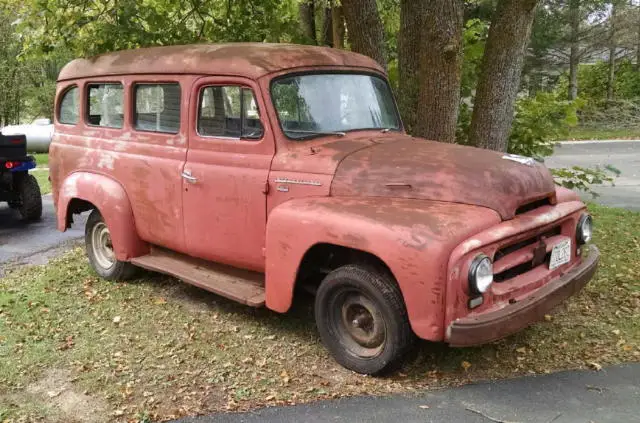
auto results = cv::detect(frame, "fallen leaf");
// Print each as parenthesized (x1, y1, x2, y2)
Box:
(419, 405, 430, 409)
(113, 316, 121, 324)
(461, 361, 472, 371)
(154, 298, 167, 305)
(612, 329, 621, 336)
(516, 347, 527, 354)
(587, 362, 602, 371)
(544, 314, 552, 322)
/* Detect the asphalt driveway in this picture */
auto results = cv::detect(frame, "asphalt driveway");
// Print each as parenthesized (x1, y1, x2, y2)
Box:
(178, 363, 640, 423)
(545, 140, 640, 211)
(0, 194, 85, 270)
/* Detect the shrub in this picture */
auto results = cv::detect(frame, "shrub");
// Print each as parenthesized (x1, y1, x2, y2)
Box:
(508, 92, 581, 158)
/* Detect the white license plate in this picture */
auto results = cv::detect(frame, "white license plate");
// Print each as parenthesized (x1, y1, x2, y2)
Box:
(549, 239, 572, 270)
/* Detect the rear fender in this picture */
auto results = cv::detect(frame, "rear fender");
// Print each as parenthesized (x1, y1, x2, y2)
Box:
(265, 197, 500, 341)
(57, 172, 148, 260)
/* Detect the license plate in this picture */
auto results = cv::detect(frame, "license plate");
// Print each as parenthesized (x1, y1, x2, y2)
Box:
(549, 239, 571, 270)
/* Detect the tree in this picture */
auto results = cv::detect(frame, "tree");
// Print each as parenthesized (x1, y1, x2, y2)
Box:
(299, 0, 317, 44)
(398, 0, 464, 142)
(331, 4, 346, 48)
(341, 0, 387, 68)
(470, 0, 540, 152)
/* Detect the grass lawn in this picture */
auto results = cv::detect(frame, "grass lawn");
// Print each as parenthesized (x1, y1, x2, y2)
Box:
(562, 127, 640, 141)
(31, 153, 49, 168)
(1, 204, 638, 422)
(33, 169, 51, 195)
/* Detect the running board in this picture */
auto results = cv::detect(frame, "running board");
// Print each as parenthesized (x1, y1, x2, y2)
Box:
(131, 248, 265, 307)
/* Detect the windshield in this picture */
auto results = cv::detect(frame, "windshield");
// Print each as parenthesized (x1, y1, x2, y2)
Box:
(271, 73, 400, 140)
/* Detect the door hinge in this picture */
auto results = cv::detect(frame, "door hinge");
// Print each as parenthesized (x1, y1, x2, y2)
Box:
(262, 181, 270, 195)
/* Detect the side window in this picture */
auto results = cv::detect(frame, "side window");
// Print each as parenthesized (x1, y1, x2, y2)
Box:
(134, 83, 181, 134)
(87, 83, 124, 128)
(58, 86, 79, 125)
(197, 86, 263, 140)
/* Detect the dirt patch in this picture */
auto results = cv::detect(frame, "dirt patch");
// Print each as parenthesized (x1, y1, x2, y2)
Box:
(27, 369, 108, 423)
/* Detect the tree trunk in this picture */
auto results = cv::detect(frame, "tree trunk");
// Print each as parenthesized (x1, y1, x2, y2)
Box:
(331, 5, 345, 49)
(469, 0, 539, 152)
(322, 6, 334, 47)
(341, 0, 387, 69)
(299, 0, 316, 45)
(607, 1, 618, 101)
(408, 0, 464, 143)
(397, 0, 422, 133)
(568, 0, 580, 100)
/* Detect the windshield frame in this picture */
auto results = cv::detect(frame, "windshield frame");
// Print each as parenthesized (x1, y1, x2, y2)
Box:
(269, 70, 404, 141)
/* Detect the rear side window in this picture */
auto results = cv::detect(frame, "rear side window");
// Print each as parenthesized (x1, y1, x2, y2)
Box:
(134, 83, 181, 133)
(87, 83, 124, 128)
(58, 86, 79, 125)
(197, 86, 263, 140)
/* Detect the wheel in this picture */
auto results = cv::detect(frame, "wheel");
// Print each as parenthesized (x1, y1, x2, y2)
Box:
(85, 210, 136, 280)
(314, 264, 415, 375)
(16, 174, 42, 221)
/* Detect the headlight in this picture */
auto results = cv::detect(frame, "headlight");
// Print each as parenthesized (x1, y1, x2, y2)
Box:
(577, 214, 593, 245)
(469, 254, 493, 294)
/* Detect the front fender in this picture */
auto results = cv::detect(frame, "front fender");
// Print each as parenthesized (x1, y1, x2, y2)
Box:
(265, 197, 500, 341)
(57, 172, 148, 260)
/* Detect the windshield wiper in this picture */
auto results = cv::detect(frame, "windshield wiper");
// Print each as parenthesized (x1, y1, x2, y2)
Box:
(285, 129, 346, 138)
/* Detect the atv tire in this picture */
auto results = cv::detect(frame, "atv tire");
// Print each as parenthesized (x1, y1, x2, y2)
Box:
(16, 174, 42, 221)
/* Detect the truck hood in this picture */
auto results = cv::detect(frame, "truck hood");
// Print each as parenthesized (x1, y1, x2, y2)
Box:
(330, 135, 556, 220)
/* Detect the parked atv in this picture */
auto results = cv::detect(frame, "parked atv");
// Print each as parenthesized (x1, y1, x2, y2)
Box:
(0, 133, 42, 221)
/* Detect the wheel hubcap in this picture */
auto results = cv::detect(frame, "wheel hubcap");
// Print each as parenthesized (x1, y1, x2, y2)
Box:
(330, 291, 386, 358)
(91, 222, 115, 269)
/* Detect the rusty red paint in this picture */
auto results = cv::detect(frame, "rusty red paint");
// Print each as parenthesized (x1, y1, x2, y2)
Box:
(51, 44, 598, 349)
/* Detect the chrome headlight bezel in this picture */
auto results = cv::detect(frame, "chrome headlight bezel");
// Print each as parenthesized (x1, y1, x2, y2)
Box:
(577, 214, 593, 245)
(468, 254, 494, 295)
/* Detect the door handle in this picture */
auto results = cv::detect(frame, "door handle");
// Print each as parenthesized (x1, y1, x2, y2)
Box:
(181, 170, 198, 184)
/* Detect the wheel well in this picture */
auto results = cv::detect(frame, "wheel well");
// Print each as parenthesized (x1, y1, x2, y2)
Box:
(295, 243, 394, 295)
(65, 198, 95, 228)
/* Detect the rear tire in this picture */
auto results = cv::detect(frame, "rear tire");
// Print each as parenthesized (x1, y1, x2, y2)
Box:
(315, 264, 415, 375)
(16, 174, 42, 221)
(85, 210, 136, 280)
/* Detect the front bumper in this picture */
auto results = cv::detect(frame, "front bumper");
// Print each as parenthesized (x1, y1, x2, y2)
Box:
(447, 245, 600, 347)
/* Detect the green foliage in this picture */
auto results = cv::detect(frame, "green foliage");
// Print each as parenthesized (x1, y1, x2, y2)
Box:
(12, 0, 303, 58)
(556, 60, 640, 101)
(508, 92, 582, 158)
(551, 165, 620, 198)
(461, 18, 488, 98)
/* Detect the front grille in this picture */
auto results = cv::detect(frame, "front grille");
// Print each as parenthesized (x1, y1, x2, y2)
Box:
(493, 226, 561, 282)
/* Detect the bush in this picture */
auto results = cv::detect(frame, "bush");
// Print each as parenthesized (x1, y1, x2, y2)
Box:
(508, 92, 581, 158)
(551, 165, 620, 198)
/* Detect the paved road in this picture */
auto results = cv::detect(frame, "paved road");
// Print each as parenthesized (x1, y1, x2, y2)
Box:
(545, 140, 640, 211)
(0, 194, 85, 269)
(179, 363, 640, 423)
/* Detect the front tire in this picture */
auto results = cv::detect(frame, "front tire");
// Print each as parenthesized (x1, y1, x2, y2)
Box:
(16, 174, 42, 221)
(85, 210, 136, 280)
(315, 264, 414, 375)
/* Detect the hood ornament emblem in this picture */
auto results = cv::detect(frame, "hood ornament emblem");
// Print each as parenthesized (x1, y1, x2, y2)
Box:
(502, 154, 536, 166)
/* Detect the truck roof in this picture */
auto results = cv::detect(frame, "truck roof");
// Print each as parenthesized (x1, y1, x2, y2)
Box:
(57, 43, 385, 82)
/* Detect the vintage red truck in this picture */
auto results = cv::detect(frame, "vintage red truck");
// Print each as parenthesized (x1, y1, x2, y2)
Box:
(50, 43, 599, 375)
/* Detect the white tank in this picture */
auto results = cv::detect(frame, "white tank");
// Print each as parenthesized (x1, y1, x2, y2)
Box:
(1, 119, 53, 153)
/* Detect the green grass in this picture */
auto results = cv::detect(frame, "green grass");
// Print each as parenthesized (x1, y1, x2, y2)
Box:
(32, 153, 49, 168)
(562, 127, 640, 141)
(33, 169, 50, 195)
(0, 203, 638, 422)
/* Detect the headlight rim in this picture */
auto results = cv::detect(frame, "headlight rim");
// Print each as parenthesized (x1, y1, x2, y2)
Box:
(468, 254, 494, 295)
(577, 213, 593, 245)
